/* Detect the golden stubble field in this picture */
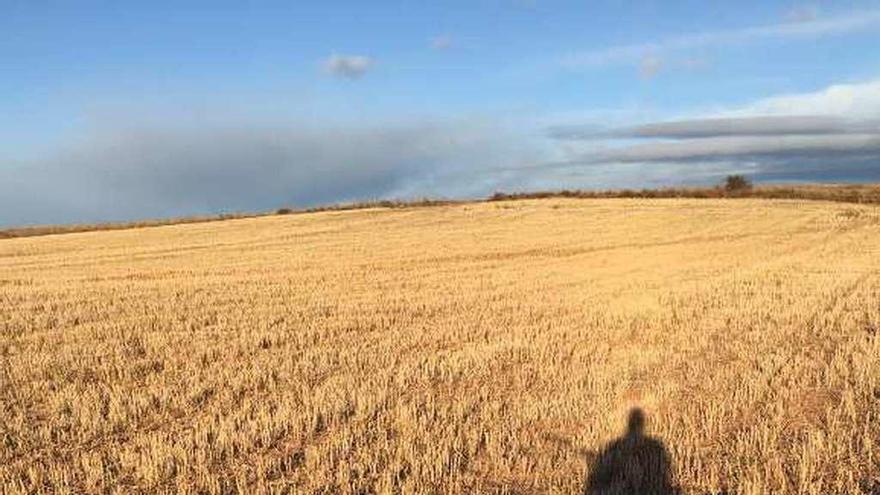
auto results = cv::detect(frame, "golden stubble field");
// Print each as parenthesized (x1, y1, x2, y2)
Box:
(1, 198, 879, 494)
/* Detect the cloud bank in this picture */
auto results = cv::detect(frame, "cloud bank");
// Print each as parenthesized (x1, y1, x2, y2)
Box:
(538, 79, 880, 182)
(0, 119, 545, 226)
(4, 80, 880, 227)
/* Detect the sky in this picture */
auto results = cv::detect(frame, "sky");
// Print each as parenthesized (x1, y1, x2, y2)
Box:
(2, 0, 880, 226)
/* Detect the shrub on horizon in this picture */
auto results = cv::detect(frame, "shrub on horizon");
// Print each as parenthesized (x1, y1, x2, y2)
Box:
(723, 175, 753, 193)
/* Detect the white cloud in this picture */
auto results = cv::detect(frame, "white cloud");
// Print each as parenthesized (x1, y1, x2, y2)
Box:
(728, 79, 880, 117)
(430, 35, 453, 50)
(785, 5, 820, 23)
(680, 57, 710, 70)
(561, 9, 880, 69)
(322, 54, 375, 79)
(639, 55, 663, 79)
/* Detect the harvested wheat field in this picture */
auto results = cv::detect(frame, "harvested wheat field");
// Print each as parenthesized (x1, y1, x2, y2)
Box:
(2, 198, 880, 494)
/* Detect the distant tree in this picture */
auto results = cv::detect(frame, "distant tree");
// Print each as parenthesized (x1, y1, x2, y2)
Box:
(723, 175, 753, 193)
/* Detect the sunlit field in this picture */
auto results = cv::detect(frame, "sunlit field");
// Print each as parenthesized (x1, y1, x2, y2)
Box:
(2, 198, 879, 494)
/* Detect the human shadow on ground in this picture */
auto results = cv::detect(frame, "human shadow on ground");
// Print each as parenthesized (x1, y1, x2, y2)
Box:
(583, 407, 679, 495)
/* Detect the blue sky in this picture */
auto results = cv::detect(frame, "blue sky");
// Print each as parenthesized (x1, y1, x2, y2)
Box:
(3, 1, 880, 225)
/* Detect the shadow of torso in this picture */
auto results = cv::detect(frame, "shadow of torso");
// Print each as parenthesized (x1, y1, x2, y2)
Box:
(585, 431, 678, 495)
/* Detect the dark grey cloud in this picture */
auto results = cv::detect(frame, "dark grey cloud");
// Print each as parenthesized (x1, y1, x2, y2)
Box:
(592, 134, 880, 163)
(534, 134, 880, 168)
(548, 115, 880, 140)
(0, 120, 544, 226)
(322, 54, 374, 79)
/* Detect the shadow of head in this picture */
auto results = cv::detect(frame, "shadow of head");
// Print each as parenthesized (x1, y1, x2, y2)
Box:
(585, 408, 679, 495)
(626, 407, 646, 436)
